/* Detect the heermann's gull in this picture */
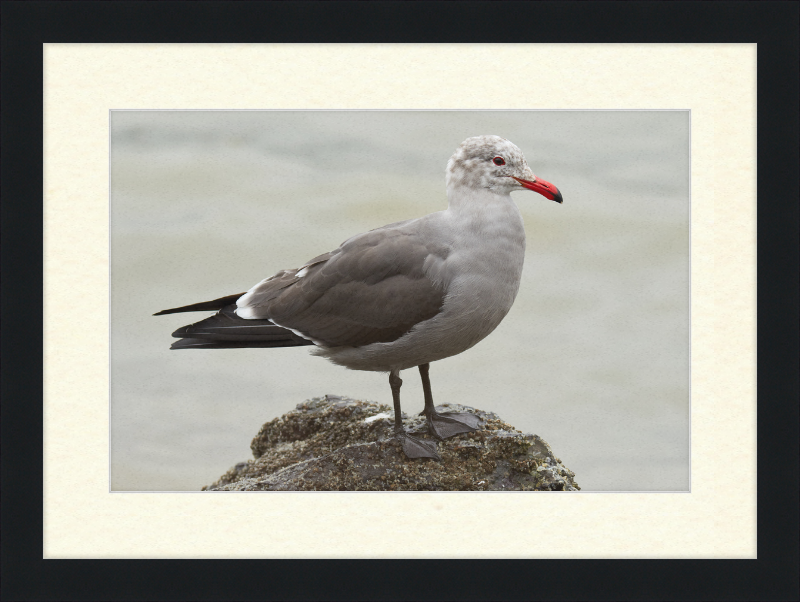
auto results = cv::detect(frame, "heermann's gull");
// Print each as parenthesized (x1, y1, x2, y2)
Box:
(155, 135, 562, 460)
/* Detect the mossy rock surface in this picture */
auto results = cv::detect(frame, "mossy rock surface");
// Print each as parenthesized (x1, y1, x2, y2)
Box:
(204, 395, 580, 491)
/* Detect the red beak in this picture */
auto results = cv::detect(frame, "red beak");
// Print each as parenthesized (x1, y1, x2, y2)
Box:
(511, 176, 563, 204)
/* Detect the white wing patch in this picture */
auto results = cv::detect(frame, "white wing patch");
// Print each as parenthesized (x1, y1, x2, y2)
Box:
(268, 318, 324, 346)
(235, 305, 259, 319)
(235, 274, 276, 317)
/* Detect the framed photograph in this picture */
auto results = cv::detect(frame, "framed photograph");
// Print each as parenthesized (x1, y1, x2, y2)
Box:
(48, 42, 754, 553)
(3, 1, 796, 600)
(110, 109, 690, 494)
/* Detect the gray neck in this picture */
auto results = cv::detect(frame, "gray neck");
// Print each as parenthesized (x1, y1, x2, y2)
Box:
(445, 185, 525, 241)
(439, 185, 527, 295)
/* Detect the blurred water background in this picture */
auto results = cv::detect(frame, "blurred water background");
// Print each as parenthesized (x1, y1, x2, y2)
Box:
(110, 110, 690, 491)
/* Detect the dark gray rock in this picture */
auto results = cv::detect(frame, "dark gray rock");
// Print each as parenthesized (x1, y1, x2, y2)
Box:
(203, 395, 580, 491)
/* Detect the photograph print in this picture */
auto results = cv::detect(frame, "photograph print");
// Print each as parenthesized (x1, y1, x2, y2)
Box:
(110, 110, 690, 492)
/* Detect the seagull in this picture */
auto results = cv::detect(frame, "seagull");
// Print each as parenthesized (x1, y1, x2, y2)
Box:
(155, 135, 562, 460)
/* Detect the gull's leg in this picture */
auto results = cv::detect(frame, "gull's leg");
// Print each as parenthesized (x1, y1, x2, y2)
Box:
(390, 369, 440, 460)
(418, 363, 480, 439)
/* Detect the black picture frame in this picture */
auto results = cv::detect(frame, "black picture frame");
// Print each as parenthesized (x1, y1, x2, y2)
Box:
(2, 2, 797, 600)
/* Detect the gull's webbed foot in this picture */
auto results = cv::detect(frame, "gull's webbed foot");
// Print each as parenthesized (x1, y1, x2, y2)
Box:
(394, 429, 440, 460)
(423, 410, 481, 440)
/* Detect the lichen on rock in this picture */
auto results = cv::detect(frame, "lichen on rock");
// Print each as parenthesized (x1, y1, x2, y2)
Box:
(203, 395, 580, 491)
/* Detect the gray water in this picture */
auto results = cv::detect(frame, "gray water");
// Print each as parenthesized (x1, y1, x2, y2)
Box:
(110, 110, 690, 491)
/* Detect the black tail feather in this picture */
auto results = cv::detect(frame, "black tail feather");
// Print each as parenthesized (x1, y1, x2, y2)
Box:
(153, 293, 246, 316)
(165, 305, 314, 350)
(170, 337, 313, 350)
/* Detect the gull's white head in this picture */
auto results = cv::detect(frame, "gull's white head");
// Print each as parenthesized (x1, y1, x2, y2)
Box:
(446, 135, 562, 203)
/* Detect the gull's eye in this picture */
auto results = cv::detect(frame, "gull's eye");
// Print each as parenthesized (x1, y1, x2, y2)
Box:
(493, 156, 505, 166)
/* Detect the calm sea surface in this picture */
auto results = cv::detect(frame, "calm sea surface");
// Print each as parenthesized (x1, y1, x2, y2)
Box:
(110, 111, 690, 491)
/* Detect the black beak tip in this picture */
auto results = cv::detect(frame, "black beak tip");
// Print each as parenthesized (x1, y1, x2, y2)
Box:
(553, 190, 563, 204)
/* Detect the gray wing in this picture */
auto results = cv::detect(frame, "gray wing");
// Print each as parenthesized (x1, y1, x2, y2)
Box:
(236, 222, 449, 347)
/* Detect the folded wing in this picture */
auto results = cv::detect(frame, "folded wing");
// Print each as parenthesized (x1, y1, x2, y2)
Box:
(236, 223, 449, 348)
